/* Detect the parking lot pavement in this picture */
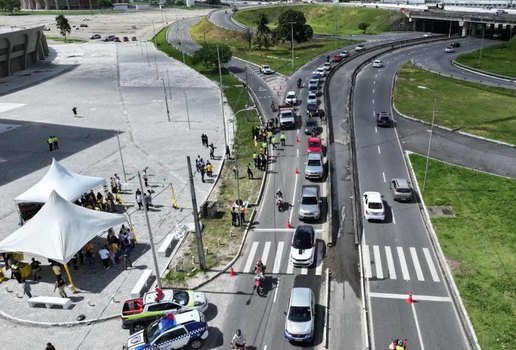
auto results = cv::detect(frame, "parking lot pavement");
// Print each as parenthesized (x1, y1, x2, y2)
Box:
(0, 9, 232, 335)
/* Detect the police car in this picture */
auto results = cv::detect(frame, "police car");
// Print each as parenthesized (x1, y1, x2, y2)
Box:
(124, 310, 209, 350)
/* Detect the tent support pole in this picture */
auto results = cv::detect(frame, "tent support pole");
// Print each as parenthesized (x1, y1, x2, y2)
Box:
(64, 263, 77, 292)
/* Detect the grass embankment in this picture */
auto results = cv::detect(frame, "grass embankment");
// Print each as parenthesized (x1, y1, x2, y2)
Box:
(191, 17, 356, 75)
(152, 29, 262, 283)
(233, 4, 403, 35)
(455, 37, 516, 78)
(409, 154, 515, 349)
(394, 63, 516, 145)
(46, 36, 87, 43)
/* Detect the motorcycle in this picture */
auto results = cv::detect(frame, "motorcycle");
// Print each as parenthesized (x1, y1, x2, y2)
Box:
(231, 344, 248, 350)
(297, 79, 302, 88)
(276, 195, 283, 212)
(389, 339, 408, 350)
(255, 273, 265, 296)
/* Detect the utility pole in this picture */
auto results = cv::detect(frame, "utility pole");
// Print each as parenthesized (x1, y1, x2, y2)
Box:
(217, 45, 228, 147)
(477, 25, 485, 69)
(186, 156, 206, 270)
(423, 96, 436, 192)
(161, 78, 170, 122)
(137, 171, 162, 289)
(116, 130, 127, 182)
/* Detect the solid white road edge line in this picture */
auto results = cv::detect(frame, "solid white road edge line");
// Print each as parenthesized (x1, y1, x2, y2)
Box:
(273, 277, 280, 304)
(369, 292, 452, 302)
(412, 302, 426, 350)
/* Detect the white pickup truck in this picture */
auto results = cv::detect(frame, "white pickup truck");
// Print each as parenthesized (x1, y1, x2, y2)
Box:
(279, 106, 296, 129)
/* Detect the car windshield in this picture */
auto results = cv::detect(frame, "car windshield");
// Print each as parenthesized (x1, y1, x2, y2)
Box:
(293, 229, 314, 249)
(173, 291, 190, 306)
(308, 141, 320, 148)
(368, 202, 382, 210)
(397, 188, 411, 193)
(302, 196, 318, 205)
(306, 120, 317, 127)
(307, 159, 321, 167)
(145, 319, 163, 343)
(288, 306, 311, 322)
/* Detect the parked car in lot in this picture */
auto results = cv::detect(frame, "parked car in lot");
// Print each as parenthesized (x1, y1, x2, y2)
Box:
(444, 46, 455, 53)
(390, 178, 413, 202)
(285, 91, 298, 105)
(372, 59, 383, 68)
(284, 287, 315, 342)
(123, 36, 129, 42)
(102, 35, 116, 42)
(289, 225, 316, 266)
(362, 191, 385, 221)
(306, 137, 322, 153)
(355, 44, 366, 52)
(304, 152, 324, 180)
(89, 33, 101, 39)
(124, 310, 208, 350)
(114, 37, 121, 42)
(80, 23, 88, 27)
(423, 32, 433, 38)
(121, 289, 208, 331)
(260, 64, 273, 75)
(376, 111, 393, 127)
(298, 185, 321, 221)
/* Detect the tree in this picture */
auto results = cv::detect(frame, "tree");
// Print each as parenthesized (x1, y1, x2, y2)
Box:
(0, 0, 21, 15)
(244, 29, 253, 52)
(358, 22, 370, 34)
(206, 0, 220, 5)
(255, 13, 272, 50)
(55, 15, 71, 41)
(192, 43, 232, 69)
(97, 0, 112, 8)
(275, 10, 313, 47)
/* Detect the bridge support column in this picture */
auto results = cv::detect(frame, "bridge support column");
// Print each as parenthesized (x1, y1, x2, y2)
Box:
(461, 22, 469, 37)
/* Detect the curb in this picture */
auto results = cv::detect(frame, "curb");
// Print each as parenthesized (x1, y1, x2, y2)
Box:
(452, 59, 516, 83)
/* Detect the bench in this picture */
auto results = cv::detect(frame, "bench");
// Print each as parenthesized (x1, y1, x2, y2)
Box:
(158, 233, 179, 257)
(28, 296, 72, 309)
(130, 269, 154, 299)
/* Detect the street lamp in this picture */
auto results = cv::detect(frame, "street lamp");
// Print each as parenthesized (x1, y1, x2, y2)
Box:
(160, 77, 171, 122)
(417, 85, 436, 192)
(231, 106, 256, 226)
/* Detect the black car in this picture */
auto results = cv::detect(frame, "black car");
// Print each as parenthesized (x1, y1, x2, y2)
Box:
(304, 119, 319, 135)
(376, 111, 393, 127)
(450, 42, 461, 48)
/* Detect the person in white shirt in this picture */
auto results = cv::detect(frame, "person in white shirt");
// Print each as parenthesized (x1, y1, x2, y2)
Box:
(99, 245, 110, 269)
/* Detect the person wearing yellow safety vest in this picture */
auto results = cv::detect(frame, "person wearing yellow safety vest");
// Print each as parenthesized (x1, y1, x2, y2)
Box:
(253, 152, 258, 167)
(280, 132, 286, 146)
(47, 136, 54, 152)
(271, 135, 277, 149)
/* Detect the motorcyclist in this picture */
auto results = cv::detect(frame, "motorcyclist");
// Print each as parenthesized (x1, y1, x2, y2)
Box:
(276, 189, 283, 200)
(271, 101, 276, 112)
(297, 78, 302, 88)
(389, 339, 406, 350)
(254, 259, 266, 275)
(232, 329, 246, 349)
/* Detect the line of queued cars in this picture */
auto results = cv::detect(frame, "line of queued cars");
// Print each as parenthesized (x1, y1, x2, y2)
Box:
(89, 34, 137, 42)
(121, 288, 210, 349)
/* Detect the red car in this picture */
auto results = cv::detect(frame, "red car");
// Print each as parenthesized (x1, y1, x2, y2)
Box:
(307, 137, 322, 153)
(332, 55, 343, 62)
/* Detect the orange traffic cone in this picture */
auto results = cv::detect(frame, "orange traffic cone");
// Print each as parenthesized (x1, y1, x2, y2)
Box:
(406, 292, 414, 304)
(295, 167, 299, 175)
(286, 221, 293, 229)
(229, 267, 236, 277)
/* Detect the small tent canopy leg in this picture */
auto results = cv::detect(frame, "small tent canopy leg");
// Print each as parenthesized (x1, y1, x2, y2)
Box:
(64, 263, 77, 292)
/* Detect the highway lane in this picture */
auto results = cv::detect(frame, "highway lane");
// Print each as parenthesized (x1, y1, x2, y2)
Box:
(353, 50, 472, 349)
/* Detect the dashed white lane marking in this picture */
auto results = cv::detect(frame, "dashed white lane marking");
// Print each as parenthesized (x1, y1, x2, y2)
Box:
(423, 247, 440, 282)
(372, 88, 375, 94)
(300, 267, 308, 275)
(286, 258, 294, 274)
(261, 242, 271, 266)
(375, 126, 378, 133)
(385, 246, 397, 279)
(363, 245, 372, 278)
(372, 99, 375, 105)
(272, 242, 284, 274)
(373, 245, 383, 279)
(392, 213, 396, 225)
(410, 247, 425, 281)
(315, 242, 324, 276)
(397, 247, 410, 280)
(244, 242, 259, 273)
(377, 145, 381, 154)
(382, 172, 386, 182)
(369, 292, 452, 302)
(0, 103, 25, 113)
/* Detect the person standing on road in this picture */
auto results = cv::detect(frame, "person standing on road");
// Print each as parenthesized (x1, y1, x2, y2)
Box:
(209, 143, 215, 160)
(23, 281, 32, 298)
(31, 258, 42, 281)
(280, 131, 286, 146)
(225, 145, 231, 159)
(54, 277, 67, 298)
(72, 107, 78, 117)
(99, 245, 110, 269)
(142, 168, 149, 187)
(271, 136, 277, 149)
(247, 164, 254, 179)
(46, 342, 56, 350)
(135, 189, 143, 210)
(47, 136, 54, 152)
(123, 245, 133, 269)
(52, 136, 59, 150)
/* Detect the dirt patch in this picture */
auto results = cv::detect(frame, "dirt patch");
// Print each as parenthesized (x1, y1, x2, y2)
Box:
(427, 206, 455, 218)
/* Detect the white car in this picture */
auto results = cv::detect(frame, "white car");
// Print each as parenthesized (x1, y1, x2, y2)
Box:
(323, 62, 331, 71)
(285, 91, 298, 105)
(444, 46, 455, 53)
(290, 225, 316, 266)
(423, 32, 433, 38)
(308, 79, 319, 89)
(355, 44, 366, 52)
(316, 67, 326, 78)
(260, 64, 273, 75)
(362, 191, 385, 221)
(306, 92, 318, 105)
(339, 50, 350, 58)
(372, 59, 383, 68)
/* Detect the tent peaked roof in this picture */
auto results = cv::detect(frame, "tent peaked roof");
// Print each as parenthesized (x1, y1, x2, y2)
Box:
(15, 158, 106, 203)
(0, 191, 126, 264)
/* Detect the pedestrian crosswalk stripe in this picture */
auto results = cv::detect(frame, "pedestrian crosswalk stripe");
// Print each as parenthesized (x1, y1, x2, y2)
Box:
(300, 267, 308, 275)
(373, 245, 383, 279)
(272, 242, 284, 274)
(397, 247, 410, 280)
(423, 248, 440, 282)
(385, 246, 397, 280)
(262, 242, 271, 267)
(286, 258, 294, 274)
(363, 245, 372, 278)
(410, 247, 425, 281)
(244, 242, 259, 273)
(315, 242, 324, 276)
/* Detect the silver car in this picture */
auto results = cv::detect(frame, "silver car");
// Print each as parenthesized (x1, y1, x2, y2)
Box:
(298, 185, 321, 220)
(304, 153, 324, 180)
(284, 287, 315, 342)
(390, 178, 413, 202)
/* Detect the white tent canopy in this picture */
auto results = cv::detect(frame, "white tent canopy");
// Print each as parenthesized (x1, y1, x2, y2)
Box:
(15, 158, 106, 203)
(0, 191, 126, 264)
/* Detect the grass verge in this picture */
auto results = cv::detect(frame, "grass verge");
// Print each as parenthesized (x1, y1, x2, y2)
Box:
(455, 37, 516, 78)
(233, 4, 403, 35)
(409, 154, 515, 349)
(46, 36, 87, 43)
(191, 17, 357, 75)
(394, 62, 516, 145)
(152, 28, 263, 284)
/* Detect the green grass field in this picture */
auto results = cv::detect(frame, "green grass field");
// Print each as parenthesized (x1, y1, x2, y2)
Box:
(455, 37, 516, 78)
(409, 154, 516, 349)
(233, 4, 403, 35)
(394, 63, 516, 145)
(190, 17, 357, 75)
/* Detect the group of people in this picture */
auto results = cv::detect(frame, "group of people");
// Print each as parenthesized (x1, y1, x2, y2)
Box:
(230, 200, 246, 226)
(195, 156, 214, 183)
(46, 136, 59, 152)
(135, 188, 154, 210)
(74, 173, 122, 213)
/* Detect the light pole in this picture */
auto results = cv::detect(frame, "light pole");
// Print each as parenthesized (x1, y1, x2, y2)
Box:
(417, 85, 436, 192)
(477, 25, 485, 69)
(160, 77, 170, 122)
(217, 45, 228, 148)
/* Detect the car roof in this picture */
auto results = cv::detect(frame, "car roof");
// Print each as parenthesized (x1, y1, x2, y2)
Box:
(144, 289, 177, 304)
(290, 287, 312, 307)
(308, 92, 317, 97)
(364, 191, 382, 202)
(173, 309, 201, 325)
(287, 91, 295, 95)
(308, 137, 320, 143)
(307, 152, 322, 160)
(392, 178, 410, 188)
(302, 186, 319, 196)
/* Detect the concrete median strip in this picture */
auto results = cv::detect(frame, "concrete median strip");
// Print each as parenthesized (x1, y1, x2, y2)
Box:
(369, 292, 452, 303)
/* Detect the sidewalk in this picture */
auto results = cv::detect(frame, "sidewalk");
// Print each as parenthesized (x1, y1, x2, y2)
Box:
(0, 36, 233, 325)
